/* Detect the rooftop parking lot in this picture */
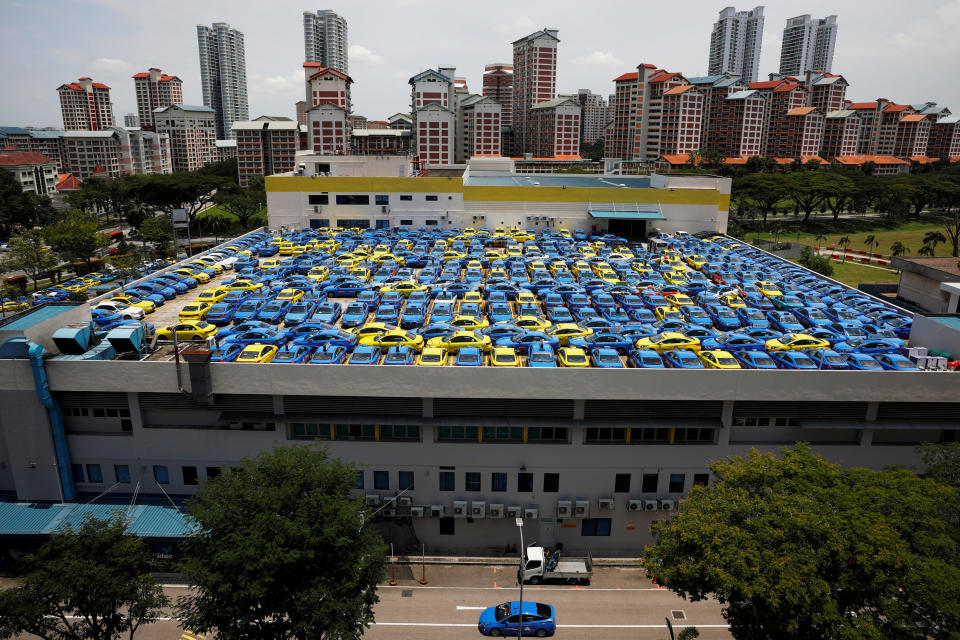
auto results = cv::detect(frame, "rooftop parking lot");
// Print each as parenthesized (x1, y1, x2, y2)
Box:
(87, 225, 936, 371)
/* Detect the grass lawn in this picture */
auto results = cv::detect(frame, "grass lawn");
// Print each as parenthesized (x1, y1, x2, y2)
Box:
(197, 204, 238, 221)
(749, 216, 954, 255)
(823, 260, 900, 286)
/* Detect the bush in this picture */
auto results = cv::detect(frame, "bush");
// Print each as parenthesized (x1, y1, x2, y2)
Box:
(797, 246, 835, 277)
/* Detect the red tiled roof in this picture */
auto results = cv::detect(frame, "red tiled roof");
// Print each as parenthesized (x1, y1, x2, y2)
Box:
(132, 72, 150, 78)
(2, 145, 20, 151)
(885, 104, 909, 112)
(78, 76, 90, 80)
(787, 107, 818, 116)
(661, 154, 697, 165)
(723, 157, 750, 165)
(774, 156, 826, 164)
(899, 114, 926, 122)
(93, 165, 107, 174)
(848, 102, 878, 109)
(56, 173, 83, 191)
(303, 62, 326, 67)
(510, 155, 584, 161)
(774, 83, 803, 92)
(614, 71, 639, 82)
(0, 151, 53, 166)
(835, 155, 909, 165)
(649, 72, 679, 83)
(307, 68, 353, 83)
(908, 156, 937, 163)
(640, 63, 657, 69)
(663, 85, 695, 95)
(748, 80, 783, 89)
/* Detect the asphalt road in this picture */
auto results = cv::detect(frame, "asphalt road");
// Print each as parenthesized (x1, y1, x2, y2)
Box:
(6, 565, 731, 639)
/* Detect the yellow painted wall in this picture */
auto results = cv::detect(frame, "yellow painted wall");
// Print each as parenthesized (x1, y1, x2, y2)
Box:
(265, 176, 463, 193)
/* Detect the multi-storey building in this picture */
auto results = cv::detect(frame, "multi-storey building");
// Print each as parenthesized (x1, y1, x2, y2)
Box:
(687, 73, 750, 149)
(388, 113, 412, 130)
(60, 130, 126, 179)
(301, 63, 352, 159)
(0, 151, 58, 196)
(458, 95, 502, 160)
(233, 119, 302, 187)
(529, 97, 581, 158)
(576, 90, 609, 145)
(512, 29, 559, 154)
(197, 22, 249, 140)
(801, 70, 848, 113)
(0, 128, 65, 173)
(483, 64, 514, 126)
(296, 101, 308, 127)
(57, 77, 115, 131)
(928, 116, 960, 159)
(604, 71, 641, 160)
(779, 15, 839, 76)
(764, 107, 824, 159)
(410, 68, 458, 168)
(893, 114, 932, 158)
(304, 63, 351, 113)
(848, 100, 915, 156)
(215, 139, 237, 162)
(351, 129, 411, 156)
(124, 128, 172, 176)
(123, 113, 139, 128)
(708, 89, 765, 158)
(303, 10, 348, 74)
(657, 86, 704, 159)
(749, 78, 808, 156)
(154, 104, 216, 172)
(820, 109, 861, 159)
(132, 68, 183, 131)
(707, 6, 764, 82)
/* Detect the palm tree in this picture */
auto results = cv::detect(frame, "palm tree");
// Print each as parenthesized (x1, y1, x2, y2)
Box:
(815, 233, 827, 249)
(837, 236, 851, 262)
(918, 244, 935, 256)
(864, 234, 878, 255)
(922, 231, 947, 256)
(204, 215, 230, 245)
(890, 241, 910, 257)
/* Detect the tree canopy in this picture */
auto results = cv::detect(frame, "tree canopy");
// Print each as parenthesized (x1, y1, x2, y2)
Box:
(1, 229, 60, 290)
(0, 168, 57, 240)
(42, 213, 107, 263)
(0, 515, 169, 640)
(643, 444, 960, 640)
(176, 445, 387, 640)
(212, 176, 266, 229)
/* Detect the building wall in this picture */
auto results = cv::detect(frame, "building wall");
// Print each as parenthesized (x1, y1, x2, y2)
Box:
(896, 270, 951, 313)
(483, 64, 513, 126)
(512, 31, 559, 153)
(821, 115, 860, 158)
(893, 119, 931, 158)
(197, 23, 249, 139)
(928, 120, 960, 158)
(414, 108, 454, 167)
(0, 159, 58, 195)
(155, 109, 216, 172)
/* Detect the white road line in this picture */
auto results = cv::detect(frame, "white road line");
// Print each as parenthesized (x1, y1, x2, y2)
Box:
(455, 606, 488, 610)
(373, 622, 730, 628)
(381, 585, 667, 591)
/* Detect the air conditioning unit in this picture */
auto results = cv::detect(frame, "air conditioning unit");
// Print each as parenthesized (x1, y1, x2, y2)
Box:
(398, 495, 414, 507)
(471, 501, 486, 518)
(409, 506, 426, 518)
(381, 507, 397, 518)
(381, 205, 389, 213)
(453, 500, 468, 518)
(627, 499, 644, 512)
(506, 505, 522, 518)
(556, 500, 572, 518)
(313, 205, 320, 213)
(524, 507, 539, 520)
(365, 494, 381, 506)
(598, 497, 615, 511)
(660, 499, 676, 512)
(488, 504, 505, 518)
(574, 500, 590, 518)
(644, 500, 659, 512)
(430, 504, 444, 517)
(384, 496, 397, 507)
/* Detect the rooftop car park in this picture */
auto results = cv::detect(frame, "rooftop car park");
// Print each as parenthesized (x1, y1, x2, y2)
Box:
(76, 225, 941, 372)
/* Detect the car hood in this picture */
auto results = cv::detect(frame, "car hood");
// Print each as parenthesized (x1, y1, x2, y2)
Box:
(478, 606, 498, 625)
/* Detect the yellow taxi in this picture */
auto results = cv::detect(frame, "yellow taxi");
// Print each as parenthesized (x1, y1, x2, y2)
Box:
(634, 332, 701, 354)
(654, 307, 683, 322)
(699, 350, 742, 369)
(663, 272, 688, 286)
(462, 291, 484, 305)
(516, 291, 537, 306)
(382, 282, 429, 297)
(665, 293, 694, 307)
(189, 259, 223, 274)
(236, 343, 278, 363)
(514, 315, 551, 332)
(685, 255, 707, 269)
(490, 346, 521, 367)
(275, 288, 305, 302)
(546, 323, 593, 345)
(260, 258, 281, 269)
(196, 288, 231, 305)
(359, 329, 425, 351)
(416, 347, 448, 366)
(307, 266, 329, 281)
(156, 321, 217, 341)
(226, 279, 263, 292)
(450, 315, 490, 331)
(425, 331, 493, 353)
(765, 334, 830, 352)
(350, 322, 398, 340)
(755, 281, 783, 298)
(719, 293, 747, 309)
(557, 346, 589, 368)
(108, 295, 155, 314)
(278, 242, 294, 255)
(178, 302, 212, 321)
(440, 251, 465, 262)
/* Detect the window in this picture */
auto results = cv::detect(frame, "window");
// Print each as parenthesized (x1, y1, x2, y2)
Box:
(153, 465, 170, 485)
(336, 424, 376, 440)
(114, 464, 131, 484)
(181, 466, 198, 486)
(669, 473, 685, 493)
(581, 518, 612, 536)
(482, 427, 523, 442)
(438, 426, 478, 441)
(517, 472, 534, 492)
(375, 195, 389, 205)
(308, 194, 329, 205)
(336, 219, 370, 229)
(585, 427, 627, 443)
(675, 428, 714, 443)
(632, 427, 670, 443)
(335, 195, 370, 205)
(543, 473, 559, 493)
(380, 424, 419, 440)
(693, 473, 709, 487)
(72, 464, 85, 483)
(354, 471, 365, 490)
(439, 471, 455, 491)
(374, 470, 389, 490)
(399, 219, 413, 225)
(425, 219, 438, 226)
(206, 466, 220, 479)
(491, 472, 507, 492)
(641, 473, 658, 493)
(399, 195, 413, 201)
(465, 472, 481, 492)
(527, 427, 567, 442)
(86, 464, 103, 484)
(439, 517, 455, 535)
(121, 419, 132, 432)
(399, 471, 414, 490)
(614, 473, 631, 493)
(425, 195, 438, 201)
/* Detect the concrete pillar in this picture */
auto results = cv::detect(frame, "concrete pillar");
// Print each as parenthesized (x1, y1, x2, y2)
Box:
(721, 400, 734, 427)
(865, 402, 878, 422)
(573, 399, 585, 420)
(273, 395, 284, 416)
(859, 428, 874, 447)
(422, 397, 433, 418)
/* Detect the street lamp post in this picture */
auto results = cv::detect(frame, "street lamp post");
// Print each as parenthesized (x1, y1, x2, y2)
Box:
(515, 517, 524, 637)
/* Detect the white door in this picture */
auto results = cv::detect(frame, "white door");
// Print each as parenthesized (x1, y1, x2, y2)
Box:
(539, 518, 555, 547)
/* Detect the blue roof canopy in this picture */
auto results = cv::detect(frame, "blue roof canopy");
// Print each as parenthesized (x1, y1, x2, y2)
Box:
(588, 210, 665, 220)
(0, 501, 196, 538)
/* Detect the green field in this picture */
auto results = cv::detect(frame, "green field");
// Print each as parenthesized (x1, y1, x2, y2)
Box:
(749, 217, 954, 255)
(197, 204, 237, 221)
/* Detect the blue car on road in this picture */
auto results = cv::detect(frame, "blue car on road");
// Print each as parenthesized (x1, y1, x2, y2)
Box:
(478, 601, 556, 637)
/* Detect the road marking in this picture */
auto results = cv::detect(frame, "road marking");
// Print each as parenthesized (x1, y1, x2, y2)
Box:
(455, 606, 487, 610)
(372, 622, 730, 629)
(381, 585, 667, 592)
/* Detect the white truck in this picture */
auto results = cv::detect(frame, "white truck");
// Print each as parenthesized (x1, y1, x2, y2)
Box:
(518, 545, 593, 585)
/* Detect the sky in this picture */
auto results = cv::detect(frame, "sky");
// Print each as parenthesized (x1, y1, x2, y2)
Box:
(2, 0, 960, 130)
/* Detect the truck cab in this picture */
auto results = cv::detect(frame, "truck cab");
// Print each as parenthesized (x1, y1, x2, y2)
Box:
(519, 546, 592, 585)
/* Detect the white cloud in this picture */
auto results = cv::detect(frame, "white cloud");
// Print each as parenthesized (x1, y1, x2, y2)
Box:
(494, 15, 536, 37)
(393, 70, 414, 81)
(350, 45, 383, 65)
(91, 57, 132, 72)
(249, 70, 302, 96)
(573, 51, 624, 66)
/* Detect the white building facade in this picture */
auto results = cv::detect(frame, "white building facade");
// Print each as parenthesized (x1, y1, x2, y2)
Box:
(303, 10, 349, 74)
(197, 22, 249, 140)
(707, 6, 765, 82)
(779, 15, 838, 76)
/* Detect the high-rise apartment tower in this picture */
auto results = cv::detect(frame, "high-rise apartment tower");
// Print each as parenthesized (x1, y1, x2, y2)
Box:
(303, 10, 349, 74)
(197, 22, 249, 139)
(707, 6, 765, 82)
(779, 15, 838, 76)
(132, 68, 183, 131)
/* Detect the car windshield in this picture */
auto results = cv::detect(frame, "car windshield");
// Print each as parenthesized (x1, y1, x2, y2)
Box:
(495, 354, 514, 363)
(385, 353, 406, 362)
(495, 604, 510, 620)
(793, 355, 815, 366)
(597, 354, 620, 364)
(183, 306, 199, 312)
(239, 304, 258, 312)
(717, 357, 738, 366)
(421, 353, 442, 363)
(459, 353, 481, 363)
(535, 603, 552, 618)
(530, 353, 552, 362)
(752, 356, 774, 366)
(566, 353, 587, 363)
(826, 356, 846, 364)
(859, 358, 882, 369)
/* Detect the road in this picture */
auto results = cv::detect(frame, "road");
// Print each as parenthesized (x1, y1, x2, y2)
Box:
(7, 565, 731, 639)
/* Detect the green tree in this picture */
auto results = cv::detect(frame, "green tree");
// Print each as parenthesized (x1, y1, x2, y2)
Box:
(124, 202, 153, 230)
(699, 149, 726, 172)
(940, 208, 960, 257)
(176, 445, 387, 640)
(864, 234, 878, 254)
(837, 235, 851, 262)
(785, 172, 828, 223)
(202, 214, 231, 244)
(213, 177, 266, 229)
(196, 157, 239, 184)
(797, 246, 835, 277)
(0, 169, 57, 239)
(890, 241, 910, 257)
(819, 172, 854, 221)
(1, 230, 60, 291)
(918, 442, 960, 492)
(732, 173, 788, 227)
(139, 215, 173, 251)
(42, 213, 107, 263)
(643, 444, 960, 640)
(579, 137, 604, 162)
(922, 231, 947, 255)
(129, 173, 228, 224)
(0, 515, 169, 640)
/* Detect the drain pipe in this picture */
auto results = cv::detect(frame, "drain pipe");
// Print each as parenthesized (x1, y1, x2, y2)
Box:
(27, 342, 75, 501)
